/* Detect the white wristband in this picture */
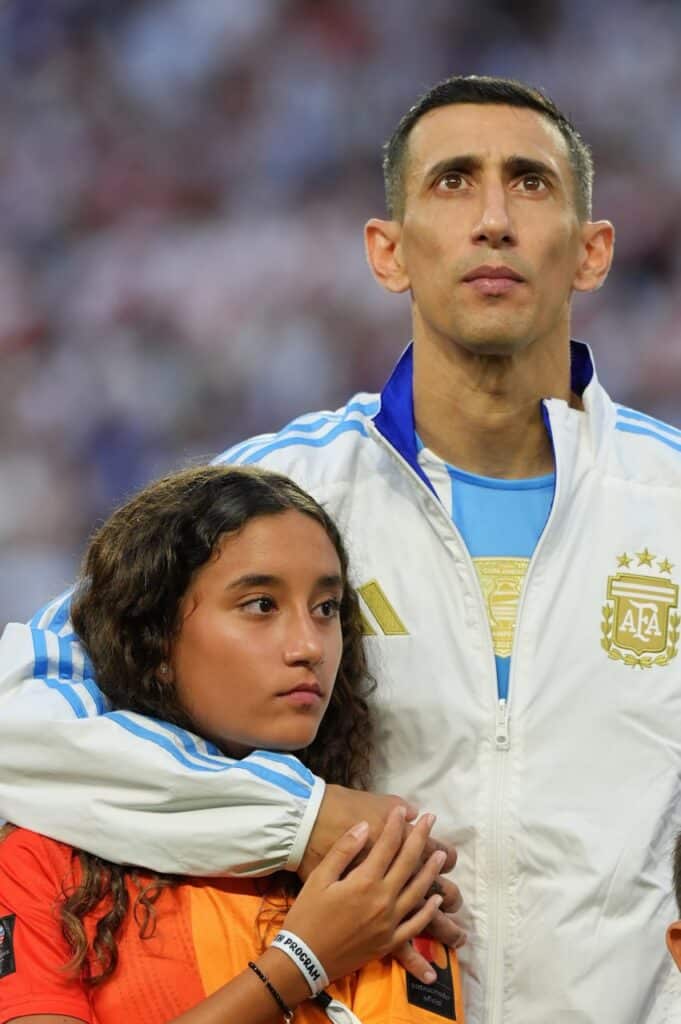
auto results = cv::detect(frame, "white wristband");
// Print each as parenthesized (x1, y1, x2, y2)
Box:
(271, 929, 329, 996)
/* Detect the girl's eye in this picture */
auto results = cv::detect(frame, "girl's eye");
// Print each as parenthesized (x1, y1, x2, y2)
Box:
(242, 597, 276, 615)
(316, 598, 341, 619)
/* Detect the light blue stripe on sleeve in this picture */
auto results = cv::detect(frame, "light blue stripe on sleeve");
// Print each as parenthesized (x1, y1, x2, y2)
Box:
(254, 749, 316, 786)
(616, 406, 681, 441)
(217, 432, 278, 465)
(53, 638, 97, 686)
(107, 711, 233, 773)
(30, 627, 48, 679)
(152, 718, 235, 767)
(107, 712, 312, 797)
(242, 420, 367, 464)
(43, 677, 89, 719)
(220, 399, 378, 466)
(58, 635, 75, 679)
(29, 589, 73, 630)
(49, 592, 74, 633)
(29, 597, 54, 629)
(31, 627, 100, 716)
(79, 675, 108, 715)
(615, 422, 681, 454)
(228, 415, 336, 460)
(55, 634, 103, 704)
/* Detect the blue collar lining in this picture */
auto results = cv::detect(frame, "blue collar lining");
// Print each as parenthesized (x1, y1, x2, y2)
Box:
(372, 340, 593, 487)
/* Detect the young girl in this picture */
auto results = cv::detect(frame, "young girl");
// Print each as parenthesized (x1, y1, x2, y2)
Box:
(0, 465, 464, 1023)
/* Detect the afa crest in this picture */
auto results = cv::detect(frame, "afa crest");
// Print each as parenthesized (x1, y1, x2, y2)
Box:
(601, 549, 679, 668)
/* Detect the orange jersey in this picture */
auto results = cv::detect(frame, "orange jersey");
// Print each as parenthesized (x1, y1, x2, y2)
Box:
(0, 828, 464, 1023)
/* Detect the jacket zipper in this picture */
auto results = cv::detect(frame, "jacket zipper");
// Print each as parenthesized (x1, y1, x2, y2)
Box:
(487, 722, 510, 1024)
(485, 399, 562, 1024)
(368, 408, 562, 1023)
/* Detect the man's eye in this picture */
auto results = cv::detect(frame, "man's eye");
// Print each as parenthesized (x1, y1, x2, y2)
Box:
(521, 174, 545, 192)
(438, 172, 465, 191)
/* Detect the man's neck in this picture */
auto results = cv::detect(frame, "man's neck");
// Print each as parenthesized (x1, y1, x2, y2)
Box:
(413, 334, 576, 479)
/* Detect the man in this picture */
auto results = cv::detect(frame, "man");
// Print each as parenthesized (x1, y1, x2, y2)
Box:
(1, 75, 681, 1022)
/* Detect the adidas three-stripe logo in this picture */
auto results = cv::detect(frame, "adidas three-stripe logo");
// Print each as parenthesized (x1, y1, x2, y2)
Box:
(358, 580, 408, 636)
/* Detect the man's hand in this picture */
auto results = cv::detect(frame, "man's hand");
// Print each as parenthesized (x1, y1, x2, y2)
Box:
(299, 784, 457, 880)
(298, 786, 466, 984)
(393, 874, 467, 983)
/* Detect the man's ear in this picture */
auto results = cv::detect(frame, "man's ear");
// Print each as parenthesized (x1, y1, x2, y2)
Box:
(364, 218, 411, 294)
(666, 921, 681, 970)
(573, 219, 615, 294)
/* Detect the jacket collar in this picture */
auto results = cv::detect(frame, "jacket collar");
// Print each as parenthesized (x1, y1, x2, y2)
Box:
(372, 339, 598, 483)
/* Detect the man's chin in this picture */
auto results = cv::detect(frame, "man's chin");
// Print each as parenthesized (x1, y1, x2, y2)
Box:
(452, 333, 534, 359)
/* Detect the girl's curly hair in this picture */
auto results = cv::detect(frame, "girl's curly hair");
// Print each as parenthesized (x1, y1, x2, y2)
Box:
(63, 464, 373, 984)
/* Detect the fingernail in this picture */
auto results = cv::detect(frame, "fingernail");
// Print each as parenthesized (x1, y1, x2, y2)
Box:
(423, 812, 436, 828)
(433, 850, 447, 869)
(424, 969, 437, 984)
(349, 820, 369, 838)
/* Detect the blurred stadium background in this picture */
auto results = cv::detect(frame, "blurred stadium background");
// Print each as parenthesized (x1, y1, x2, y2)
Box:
(2, 0, 681, 625)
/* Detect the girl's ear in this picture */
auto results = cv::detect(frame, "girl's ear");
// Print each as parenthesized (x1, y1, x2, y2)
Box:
(157, 661, 174, 684)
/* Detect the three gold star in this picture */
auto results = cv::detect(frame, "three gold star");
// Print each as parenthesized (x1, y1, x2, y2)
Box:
(636, 547, 655, 567)
(616, 550, 674, 573)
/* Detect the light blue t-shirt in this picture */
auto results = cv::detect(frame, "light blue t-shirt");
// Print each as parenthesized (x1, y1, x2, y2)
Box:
(417, 441, 554, 700)
(446, 464, 554, 700)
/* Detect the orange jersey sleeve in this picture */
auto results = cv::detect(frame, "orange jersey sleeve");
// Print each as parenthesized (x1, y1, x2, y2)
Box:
(0, 828, 91, 1022)
(0, 829, 205, 1024)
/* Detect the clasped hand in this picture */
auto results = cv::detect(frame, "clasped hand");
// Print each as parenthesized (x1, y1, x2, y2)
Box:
(295, 787, 465, 985)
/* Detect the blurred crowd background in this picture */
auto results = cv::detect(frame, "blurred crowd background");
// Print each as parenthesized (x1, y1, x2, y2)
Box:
(2, 0, 681, 624)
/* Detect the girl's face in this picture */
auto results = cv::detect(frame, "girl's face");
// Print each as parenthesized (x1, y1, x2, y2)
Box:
(169, 509, 344, 758)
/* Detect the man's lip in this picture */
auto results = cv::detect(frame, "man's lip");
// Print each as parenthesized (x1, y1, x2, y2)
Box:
(462, 265, 525, 282)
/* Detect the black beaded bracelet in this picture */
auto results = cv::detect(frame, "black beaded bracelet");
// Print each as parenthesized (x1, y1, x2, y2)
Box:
(248, 960, 294, 1022)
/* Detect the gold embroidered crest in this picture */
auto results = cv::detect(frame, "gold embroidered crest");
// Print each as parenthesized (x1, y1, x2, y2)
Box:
(474, 557, 530, 658)
(601, 551, 679, 667)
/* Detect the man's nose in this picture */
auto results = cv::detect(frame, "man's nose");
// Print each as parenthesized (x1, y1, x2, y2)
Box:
(471, 183, 516, 248)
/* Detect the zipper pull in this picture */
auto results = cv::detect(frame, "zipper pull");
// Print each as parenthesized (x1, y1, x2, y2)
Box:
(495, 698, 510, 750)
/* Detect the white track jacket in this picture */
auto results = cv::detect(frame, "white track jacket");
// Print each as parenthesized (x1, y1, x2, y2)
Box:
(1, 342, 681, 1023)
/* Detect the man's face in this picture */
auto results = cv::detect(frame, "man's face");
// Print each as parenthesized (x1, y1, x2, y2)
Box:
(394, 103, 589, 357)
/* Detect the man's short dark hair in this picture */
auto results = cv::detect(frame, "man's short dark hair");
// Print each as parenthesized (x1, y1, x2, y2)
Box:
(383, 74, 593, 222)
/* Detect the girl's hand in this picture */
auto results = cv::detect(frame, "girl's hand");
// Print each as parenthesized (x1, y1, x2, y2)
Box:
(281, 805, 448, 984)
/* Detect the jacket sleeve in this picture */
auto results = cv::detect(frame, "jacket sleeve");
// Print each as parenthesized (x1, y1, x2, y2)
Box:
(0, 600, 324, 877)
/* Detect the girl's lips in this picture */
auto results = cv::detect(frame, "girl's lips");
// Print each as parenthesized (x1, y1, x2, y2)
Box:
(279, 689, 323, 705)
